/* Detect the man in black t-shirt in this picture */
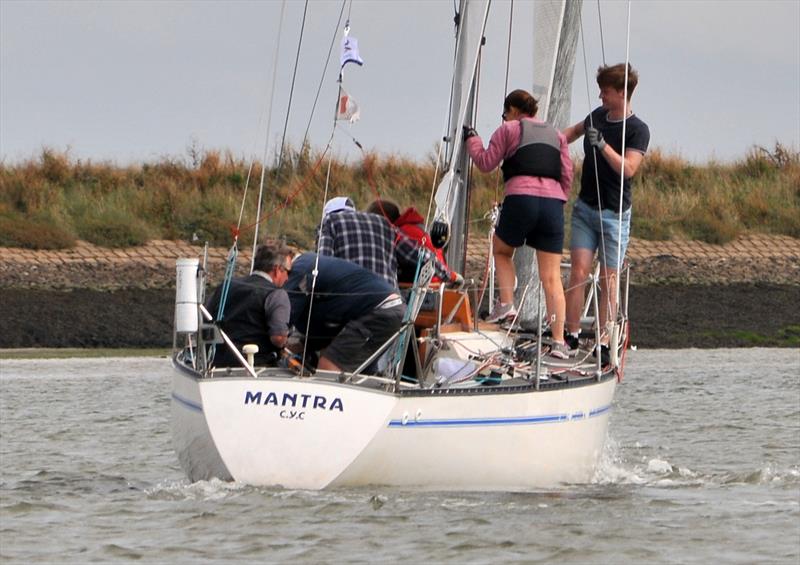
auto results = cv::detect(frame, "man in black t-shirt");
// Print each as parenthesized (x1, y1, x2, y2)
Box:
(562, 63, 650, 356)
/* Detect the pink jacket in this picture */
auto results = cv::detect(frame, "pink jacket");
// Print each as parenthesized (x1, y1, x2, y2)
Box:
(466, 117, 573, 201)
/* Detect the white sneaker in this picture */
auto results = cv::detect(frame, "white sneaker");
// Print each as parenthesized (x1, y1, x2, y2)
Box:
(549, 340, 571, 359)
(486, 303, 517, 323)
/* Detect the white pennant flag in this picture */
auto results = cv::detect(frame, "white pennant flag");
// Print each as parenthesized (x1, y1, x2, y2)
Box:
(340, 36, 364, 69)
(336, 88, 360, 123)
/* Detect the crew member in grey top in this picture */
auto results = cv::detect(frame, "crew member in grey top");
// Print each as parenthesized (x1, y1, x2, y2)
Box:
(205, 243, 294, 366)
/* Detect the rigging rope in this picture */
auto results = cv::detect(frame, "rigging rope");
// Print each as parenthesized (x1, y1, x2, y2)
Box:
(300, 126, 337, 375)
(300, 9, 357, 375)
(214, 0, 289, 326)
(578, 8, 607, 281)
(301, 0, 347, 152)
(239, 145, 333, 234)
(616, 1, 633, 310)
(422, 1, 462, 230)
(596, 0, 607, 65)
(503, 0, 514, 94)
(460, 30, 487, 270)
(480, 0, 517, 315)
(497, 0, 514, 203)
(577, 6, 611, 326)
(438, 2, 492, 226)
(215, 242, 239, 322)
(213, 142, 332, 332)
(277, 0, 308, 174)
(251, 0, 288, 272)
(273, 0, 309, 238)
(576, 0, 633, 341)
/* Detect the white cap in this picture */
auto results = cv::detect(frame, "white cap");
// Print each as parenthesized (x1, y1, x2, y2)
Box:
(323, 196, 355, 216)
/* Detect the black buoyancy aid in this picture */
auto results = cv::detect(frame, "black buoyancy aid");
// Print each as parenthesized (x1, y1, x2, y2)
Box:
(214, 274, 281, 362)
(501, 120, 562, 182)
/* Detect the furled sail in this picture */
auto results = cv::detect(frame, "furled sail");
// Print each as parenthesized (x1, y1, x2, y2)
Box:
(433, 0, 491, 273)
(514, 0, 581, 325)
(533, 0, 580, 129)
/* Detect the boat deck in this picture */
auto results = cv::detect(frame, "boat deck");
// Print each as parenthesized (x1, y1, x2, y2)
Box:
(175, 338, 618, 396)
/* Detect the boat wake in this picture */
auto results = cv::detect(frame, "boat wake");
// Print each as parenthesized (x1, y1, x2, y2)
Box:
(593, 435, 800, 488)
(145, 478, 251, 501)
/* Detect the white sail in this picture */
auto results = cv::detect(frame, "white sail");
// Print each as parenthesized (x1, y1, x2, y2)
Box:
(514, 0, 582, 325)
(433, 0, 491, 272)
(533, 0, 581, 129)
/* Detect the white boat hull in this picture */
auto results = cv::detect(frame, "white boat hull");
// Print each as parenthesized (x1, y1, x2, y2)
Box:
(172, 363, 615, 490)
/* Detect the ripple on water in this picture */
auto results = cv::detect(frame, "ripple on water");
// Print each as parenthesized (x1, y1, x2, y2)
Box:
(1, 351, 798, 563)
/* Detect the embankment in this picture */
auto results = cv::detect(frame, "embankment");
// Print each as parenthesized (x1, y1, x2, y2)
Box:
(1, 236, 798, 349)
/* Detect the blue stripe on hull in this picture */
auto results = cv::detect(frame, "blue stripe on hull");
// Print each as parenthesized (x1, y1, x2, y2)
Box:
(172, 392, 203, 413)
(387, 404, 612, 428)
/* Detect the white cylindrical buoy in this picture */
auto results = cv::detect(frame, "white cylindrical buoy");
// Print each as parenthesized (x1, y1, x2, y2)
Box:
(175, 258, 200, 333)
(610, 322, 620, 367)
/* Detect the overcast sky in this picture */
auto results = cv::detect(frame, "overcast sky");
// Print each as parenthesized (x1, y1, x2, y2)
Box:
(1, 0, 798, 165)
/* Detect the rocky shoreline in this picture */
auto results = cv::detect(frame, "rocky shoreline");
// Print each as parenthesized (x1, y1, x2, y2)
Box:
(1, 237, 798, 349)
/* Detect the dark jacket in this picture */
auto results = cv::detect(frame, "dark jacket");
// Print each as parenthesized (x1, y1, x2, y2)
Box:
(206, 274, 281, 366)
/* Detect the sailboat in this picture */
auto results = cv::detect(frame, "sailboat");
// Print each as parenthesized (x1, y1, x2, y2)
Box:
(170, 0, 630, 490)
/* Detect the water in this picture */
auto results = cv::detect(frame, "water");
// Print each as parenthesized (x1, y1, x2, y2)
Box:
(1, 350, 798, 563)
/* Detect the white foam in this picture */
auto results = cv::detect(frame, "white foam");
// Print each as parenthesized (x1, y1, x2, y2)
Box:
(145, 477, 248, 500)
(646, 458, 674, 474)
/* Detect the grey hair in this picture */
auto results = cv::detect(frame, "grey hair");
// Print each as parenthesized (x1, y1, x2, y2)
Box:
(253, 243, 292, 272)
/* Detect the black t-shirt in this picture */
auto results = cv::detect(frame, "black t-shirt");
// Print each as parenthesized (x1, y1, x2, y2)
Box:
(579, 107, 650, 212)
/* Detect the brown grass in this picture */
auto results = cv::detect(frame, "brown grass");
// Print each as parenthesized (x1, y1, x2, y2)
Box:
(0, 143, 797, 249)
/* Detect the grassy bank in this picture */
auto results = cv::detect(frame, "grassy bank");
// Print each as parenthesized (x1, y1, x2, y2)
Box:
(1, 143, 797, 250)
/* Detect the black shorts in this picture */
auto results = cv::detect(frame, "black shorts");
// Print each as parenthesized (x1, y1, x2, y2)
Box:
(323, 300, 405, 372)
(495, 194, 565, 253)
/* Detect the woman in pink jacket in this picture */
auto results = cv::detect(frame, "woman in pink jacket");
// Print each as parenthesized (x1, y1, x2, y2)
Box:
(466, 89, 573, 358)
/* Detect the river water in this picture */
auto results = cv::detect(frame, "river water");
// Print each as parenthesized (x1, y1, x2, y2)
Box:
(1, 349, 798, 563)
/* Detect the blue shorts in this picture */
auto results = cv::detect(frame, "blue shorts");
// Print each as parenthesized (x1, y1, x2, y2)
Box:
(495, 195, 565, 254)
(570, 198, 631, 269)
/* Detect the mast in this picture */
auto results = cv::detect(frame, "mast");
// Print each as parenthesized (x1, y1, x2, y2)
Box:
(514, 0, 581, 326)
(434, 0, 491, 275)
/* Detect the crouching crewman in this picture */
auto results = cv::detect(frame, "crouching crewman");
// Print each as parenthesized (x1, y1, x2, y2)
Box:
(285, 252, 405, 373)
